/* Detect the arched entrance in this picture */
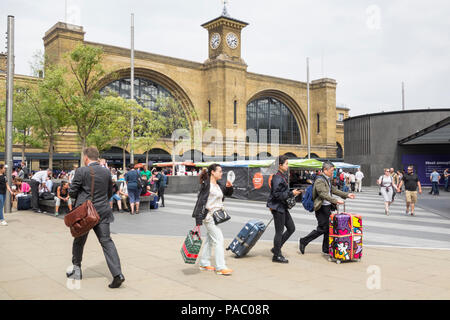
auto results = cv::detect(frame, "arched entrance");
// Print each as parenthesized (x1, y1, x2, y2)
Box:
(246, 89, 307, 145)
(336, 142, 343, 159)
(97, 68, 198, 130)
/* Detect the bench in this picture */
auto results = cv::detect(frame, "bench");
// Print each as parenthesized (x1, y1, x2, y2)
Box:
(111, 194, 156, 212)
(38, 198, 74, 214)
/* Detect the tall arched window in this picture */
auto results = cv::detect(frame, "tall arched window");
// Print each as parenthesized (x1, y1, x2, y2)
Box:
(100, 77, 172, 110)
(247, 97, 301, 144)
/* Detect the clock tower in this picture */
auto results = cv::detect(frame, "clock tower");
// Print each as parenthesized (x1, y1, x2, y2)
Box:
(201, 8, 248, 64)
(201, 5, 250, 143)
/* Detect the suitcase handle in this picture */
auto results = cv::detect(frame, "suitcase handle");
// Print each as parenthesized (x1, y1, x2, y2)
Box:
(336, 202, 346, 214)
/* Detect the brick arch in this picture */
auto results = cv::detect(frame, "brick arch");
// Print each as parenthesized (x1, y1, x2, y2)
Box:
(246, 89, 307, 145)
(96, 67, 199, 129)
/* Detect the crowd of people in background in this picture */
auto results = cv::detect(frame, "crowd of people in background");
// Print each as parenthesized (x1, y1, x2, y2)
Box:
(0, 158, 448, 225)
(0, 160, 171, 223)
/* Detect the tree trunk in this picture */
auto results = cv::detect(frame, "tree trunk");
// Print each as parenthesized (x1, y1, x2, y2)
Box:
(123, 148, 126, 170)
(21, 144, 25, 163)
(48, 137, 54, 170)
(146, 150, 149, 166)
(80, 137, 86, 167)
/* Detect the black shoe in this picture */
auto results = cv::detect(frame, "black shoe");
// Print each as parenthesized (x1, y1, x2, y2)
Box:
(299, 239, 306, 255)
(272, 255, 289, 263)
(136, 211, 140, 214)
(108, 274, 125, 288)
(271, 248, 283, 256)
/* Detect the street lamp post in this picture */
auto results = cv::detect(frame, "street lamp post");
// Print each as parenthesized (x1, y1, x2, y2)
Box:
(130, 13, 135, 166)
(5, 15, 15, 213)
(306, 57, 311, 159)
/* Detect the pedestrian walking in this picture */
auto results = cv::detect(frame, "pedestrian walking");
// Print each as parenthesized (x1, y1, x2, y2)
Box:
(67, 147, 125, 288)
(355, 168, 364, 192)
(397, 165, 422, 216)
(444, 168, 449, 192)
(192, 163, 234, 276)
(156, 169, 167, 207)
(349, 172, 356, 192)
(396, 170, 404, 193)
(30, 168, 52, 213)
(267, 155, 302, 263)
(0, 164, 14, 226)
(377, 169, 397, 215)
(299, 161, 355, 255)
(124, 164, 141, 214)
(429, 169, 440, 195)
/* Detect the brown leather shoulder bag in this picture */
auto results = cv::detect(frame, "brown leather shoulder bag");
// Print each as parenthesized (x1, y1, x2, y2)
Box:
(64, 166, 100, 238)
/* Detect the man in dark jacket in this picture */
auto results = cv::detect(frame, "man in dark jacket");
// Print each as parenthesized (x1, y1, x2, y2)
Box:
(299, 161, 355, 255)
(67, 147, 125, 289)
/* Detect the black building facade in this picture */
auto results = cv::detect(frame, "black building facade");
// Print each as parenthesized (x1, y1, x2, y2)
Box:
(344, 109, 450, 186)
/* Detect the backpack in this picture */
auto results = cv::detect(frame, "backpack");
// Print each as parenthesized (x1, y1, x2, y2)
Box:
(302, 175, 332, 212)
(301, 185, 315, 212)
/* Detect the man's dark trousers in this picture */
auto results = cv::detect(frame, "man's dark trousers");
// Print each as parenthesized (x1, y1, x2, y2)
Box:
(30, 180, 41, 211)
(158, 187, 165, 206)
(301, 205, 332, 253)
(72, 222, 122, 277)
(432, 182, 439, 195)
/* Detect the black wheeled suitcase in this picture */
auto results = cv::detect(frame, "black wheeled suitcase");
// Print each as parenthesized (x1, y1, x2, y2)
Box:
(226, 218, 273, 258)
(17, 195, 32, 210)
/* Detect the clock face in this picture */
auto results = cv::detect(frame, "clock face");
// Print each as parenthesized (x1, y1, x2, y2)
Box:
(226, 32, 238, 49)
(210, 33, 221, 49)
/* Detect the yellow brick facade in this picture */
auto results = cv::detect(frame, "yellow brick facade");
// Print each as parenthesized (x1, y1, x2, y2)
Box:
(1, 14, 348, 168)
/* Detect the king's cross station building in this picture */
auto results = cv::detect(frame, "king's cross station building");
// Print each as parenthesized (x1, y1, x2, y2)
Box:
(0, 9, 349, 170)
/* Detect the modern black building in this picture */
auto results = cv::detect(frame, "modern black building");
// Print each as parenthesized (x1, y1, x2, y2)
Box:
(344, 109, 450, 186)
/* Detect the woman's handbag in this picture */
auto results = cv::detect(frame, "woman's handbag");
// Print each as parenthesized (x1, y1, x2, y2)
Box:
(64, 167, 100, 238)
(212, 208, 231, 225)
(285, 196, 297, 210)
(181, 226, 202, 264)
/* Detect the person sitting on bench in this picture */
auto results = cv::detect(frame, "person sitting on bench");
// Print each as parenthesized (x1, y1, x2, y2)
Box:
(55, 181, 72, 216)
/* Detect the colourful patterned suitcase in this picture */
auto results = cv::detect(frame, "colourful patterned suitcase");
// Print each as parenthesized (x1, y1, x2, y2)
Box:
(328, 207, 363, 264)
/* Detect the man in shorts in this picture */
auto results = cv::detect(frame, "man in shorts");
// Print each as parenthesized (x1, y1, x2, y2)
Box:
(397, 166, 422, 216)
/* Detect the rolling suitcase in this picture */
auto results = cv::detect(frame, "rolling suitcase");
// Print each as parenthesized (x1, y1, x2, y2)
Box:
(328, 204, 363, 264)
(17, 195, 32, 210)
(226, 218, 273, 258)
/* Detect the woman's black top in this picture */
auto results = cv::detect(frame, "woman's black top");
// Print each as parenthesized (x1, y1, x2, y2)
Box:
(192, 179, 233, 226)
(0, 175, 6, 195)
(266, 171, 294, 214)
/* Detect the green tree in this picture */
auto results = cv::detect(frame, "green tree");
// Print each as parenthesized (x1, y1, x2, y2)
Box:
(18, 76, 70, 170)
(42, 44, 117, 165)
(135, 107, 163, 165)
(153, 96, 207, 173)
(13, 88, 43, 162)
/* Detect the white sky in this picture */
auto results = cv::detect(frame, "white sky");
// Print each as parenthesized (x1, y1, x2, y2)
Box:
(1, 0, 449, 116)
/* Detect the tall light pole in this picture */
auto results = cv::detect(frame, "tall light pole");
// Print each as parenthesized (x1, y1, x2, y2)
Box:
(402, 82, 405, 111)
(130, 13, 135, 166)
(306, 57, 311, 159)
(5, 16, 15, 213)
